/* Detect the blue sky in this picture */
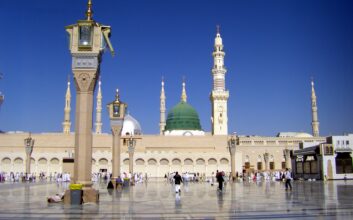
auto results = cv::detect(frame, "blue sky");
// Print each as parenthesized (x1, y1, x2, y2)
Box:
(0, 0, 352, 136)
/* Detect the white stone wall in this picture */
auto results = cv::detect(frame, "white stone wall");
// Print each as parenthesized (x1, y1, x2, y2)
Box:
(0, 133, 326, 177)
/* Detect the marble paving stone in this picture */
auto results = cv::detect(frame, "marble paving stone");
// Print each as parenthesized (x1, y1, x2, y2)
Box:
(0, 180, 353, 219)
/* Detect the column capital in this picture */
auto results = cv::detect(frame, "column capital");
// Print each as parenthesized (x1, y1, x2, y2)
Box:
(111, 125, 123, 136)
(73, 70, 98, 92)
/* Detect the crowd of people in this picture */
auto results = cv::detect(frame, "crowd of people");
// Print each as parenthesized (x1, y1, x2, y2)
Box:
(165, 169, 294, 194)
(1, 169, 294, 192)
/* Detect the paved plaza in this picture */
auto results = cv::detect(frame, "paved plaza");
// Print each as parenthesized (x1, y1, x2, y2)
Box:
(0, 180, 352, 219)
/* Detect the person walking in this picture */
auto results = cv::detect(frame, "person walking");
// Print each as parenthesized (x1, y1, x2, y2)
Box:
(284, 168, 292, 190)
(216, 171, 224, 192)
(173, 172, 183, 193)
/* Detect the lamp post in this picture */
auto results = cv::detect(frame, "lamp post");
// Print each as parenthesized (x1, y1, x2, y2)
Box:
(107, 89, 127, 179)
(127, 134, 136, 178)
(24, 133, 35, 177)
(228, 134, 236, 181)
(66, 0, 114, 190)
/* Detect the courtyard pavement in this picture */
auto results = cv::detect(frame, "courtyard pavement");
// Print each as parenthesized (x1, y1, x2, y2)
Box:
(0, 179, 352, 219)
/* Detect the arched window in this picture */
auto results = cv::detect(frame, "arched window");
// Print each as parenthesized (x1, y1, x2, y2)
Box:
(208, 158, 217, 165)
(148, 159, 157, 165)
(14, 157, 23, 164)
(50, 158, 60, 165)
(184, 158, 193, 165)
(38, 158, 47, 164)
(123, 158, 129, 165)
(172, 159, 181, 165)
(160, 158, 169, 165)
(1, 157, 11, 164)
(196, 158, 205, 165)
(136, 158, 145, 165)
(220, 158, 229, 164)
(98, 158, 108, 165)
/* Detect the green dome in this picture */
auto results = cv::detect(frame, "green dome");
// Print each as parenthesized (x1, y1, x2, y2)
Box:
(165, 101, 202, 131)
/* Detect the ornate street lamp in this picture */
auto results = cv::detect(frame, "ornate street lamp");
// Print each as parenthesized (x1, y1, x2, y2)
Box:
(127, 134, 137, 178)
(228, 134, 236, 181)
(24, 133, 35, 177)
(107, 89, 127, 179)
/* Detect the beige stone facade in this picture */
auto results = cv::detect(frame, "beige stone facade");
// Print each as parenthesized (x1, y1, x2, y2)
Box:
(0, 132, 325, 177)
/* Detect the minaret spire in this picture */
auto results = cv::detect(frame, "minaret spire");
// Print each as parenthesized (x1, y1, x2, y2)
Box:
(95, 77, 102, 134)
(159, 77, 166, 135)
(86, 0, 93, 21)
(62, 75, 71, 134)
(210, 26, 229, 135)
(181, 77, 187, 102)
(311, 78, 320, 137)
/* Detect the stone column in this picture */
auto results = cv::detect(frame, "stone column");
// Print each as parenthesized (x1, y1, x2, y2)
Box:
(25, 155, 31, 176)
(72, 68, 98, 187)
(230, 149, 236, 180)
(283, 149, 291, 169)
(24, 135, 34, 177)
(129, 151, 134, 174)
(111, 126, 122, 179)
(263, 153, 269, 171)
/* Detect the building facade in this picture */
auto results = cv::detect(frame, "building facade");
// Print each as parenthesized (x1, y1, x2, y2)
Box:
(0, 3, 336, 179)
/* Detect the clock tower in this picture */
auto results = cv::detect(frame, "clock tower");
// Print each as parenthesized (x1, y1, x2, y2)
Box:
(210, 26, 229, 135)
(65, 0, 114, 196)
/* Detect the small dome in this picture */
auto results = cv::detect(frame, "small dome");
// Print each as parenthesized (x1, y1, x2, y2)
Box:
(277, 132, 313, 138)
(121, 114, 142, 136)
(165, 101, 202, 131)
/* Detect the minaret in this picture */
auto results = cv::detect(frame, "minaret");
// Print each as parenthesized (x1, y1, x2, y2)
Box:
(311, 79, 320, 137)
(95, 78, 102, 134)
(181, 79, 187, 102)
(62, 76, 71, 134)
(210, 26, 229, 135)
(159, 78, 166, 135)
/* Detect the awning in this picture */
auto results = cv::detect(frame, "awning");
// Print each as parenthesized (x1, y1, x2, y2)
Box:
(292, 146, 320, 156)
(335, 148, 353, 153)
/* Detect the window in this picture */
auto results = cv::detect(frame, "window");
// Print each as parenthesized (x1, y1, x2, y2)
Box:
(281, 162, 286, 169)
(257, 162, 262, 170)
(296, 163, 303, 174)
(336, 153, 353, 174)
(245, 162, 250, 169)
(270, 162, 275, 170)
(347, 140, 350, 145)
(325, 146, 334, 155)
(304, 162, 311, 174)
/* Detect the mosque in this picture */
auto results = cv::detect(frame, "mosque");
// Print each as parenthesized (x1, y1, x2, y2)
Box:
(0, 31, 326, 178)
(0, 2, 327, 179)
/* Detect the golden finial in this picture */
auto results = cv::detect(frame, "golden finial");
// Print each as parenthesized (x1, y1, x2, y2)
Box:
(181, 76, 187, 102)
(86, 0, 93, 21)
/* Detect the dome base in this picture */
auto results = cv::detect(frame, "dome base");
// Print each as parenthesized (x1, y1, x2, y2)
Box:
(164, 130, 205, 136)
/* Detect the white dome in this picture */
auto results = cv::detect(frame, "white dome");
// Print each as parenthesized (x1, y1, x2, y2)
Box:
(277, 132, 313, 138)
(121, 114, 142, 136)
